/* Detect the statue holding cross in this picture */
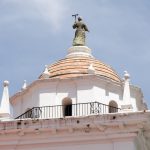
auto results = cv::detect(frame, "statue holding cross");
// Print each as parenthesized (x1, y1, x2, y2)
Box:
(72, 14, 89, 46)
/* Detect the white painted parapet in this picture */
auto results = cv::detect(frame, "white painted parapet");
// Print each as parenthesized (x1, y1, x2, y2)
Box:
(0, 111, 150, 150)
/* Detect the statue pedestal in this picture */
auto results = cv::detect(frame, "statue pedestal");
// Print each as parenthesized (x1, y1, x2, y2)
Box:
(66, 46, 93, 58)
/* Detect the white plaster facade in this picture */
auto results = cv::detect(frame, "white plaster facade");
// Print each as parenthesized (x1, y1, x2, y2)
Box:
(10, 75, 146, 118)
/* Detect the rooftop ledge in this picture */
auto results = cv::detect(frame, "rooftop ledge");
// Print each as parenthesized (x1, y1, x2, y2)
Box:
(0, 111, 150, 137)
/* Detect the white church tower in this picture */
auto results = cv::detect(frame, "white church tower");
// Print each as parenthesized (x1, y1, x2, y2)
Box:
(0, 16, 150, 150)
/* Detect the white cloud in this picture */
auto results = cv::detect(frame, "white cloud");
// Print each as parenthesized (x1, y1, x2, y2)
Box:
(32, 0, 69, 31)
(0, 0, 70, 31)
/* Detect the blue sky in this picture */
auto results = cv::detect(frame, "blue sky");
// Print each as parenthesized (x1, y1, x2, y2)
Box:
(0, 0, 150, 107)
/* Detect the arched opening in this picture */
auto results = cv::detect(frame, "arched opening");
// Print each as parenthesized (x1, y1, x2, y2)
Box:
(62, 98, 72, 117)
(109, 101, 118, 113)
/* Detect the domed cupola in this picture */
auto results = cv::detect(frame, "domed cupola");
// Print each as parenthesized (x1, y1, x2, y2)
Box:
(39, 15, 121, 83)
(39, 46, 121, 83)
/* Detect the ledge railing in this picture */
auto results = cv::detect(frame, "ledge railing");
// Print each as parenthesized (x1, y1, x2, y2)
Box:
(15, 101, 121, 120)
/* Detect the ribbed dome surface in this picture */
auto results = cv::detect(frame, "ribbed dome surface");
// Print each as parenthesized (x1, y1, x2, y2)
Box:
(40, 56, 121, 83)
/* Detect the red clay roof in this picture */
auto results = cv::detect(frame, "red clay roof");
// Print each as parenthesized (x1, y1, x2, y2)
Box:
(39, 56, 121, 83)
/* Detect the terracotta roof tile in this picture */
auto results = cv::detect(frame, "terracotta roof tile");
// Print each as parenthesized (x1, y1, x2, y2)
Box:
(39, 56, 121, 82)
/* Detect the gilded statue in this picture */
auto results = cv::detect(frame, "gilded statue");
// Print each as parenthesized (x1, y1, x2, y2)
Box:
(72, 15, 89, 46)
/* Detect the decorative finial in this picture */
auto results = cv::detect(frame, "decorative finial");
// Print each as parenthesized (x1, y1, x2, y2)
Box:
(87, 64, 95, 74)
(3, 80, 9, 87)
(0, 80, 11, 118)
(124, 71, 130, 81)
(122, 71, 132, 110)
(42, 65, 50, 78)
(72, 15, 89, 46)
(21, 80, 27, 90)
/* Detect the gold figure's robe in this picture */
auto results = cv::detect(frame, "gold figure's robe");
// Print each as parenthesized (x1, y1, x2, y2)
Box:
(72, 21, 89, 46)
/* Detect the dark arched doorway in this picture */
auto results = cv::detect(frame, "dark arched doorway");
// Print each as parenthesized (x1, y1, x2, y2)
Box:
(109, 101, 118, 113)
(62, 98, 72, 117)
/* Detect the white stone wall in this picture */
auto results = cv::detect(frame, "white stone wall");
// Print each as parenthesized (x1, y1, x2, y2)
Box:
(10, 76, 144, 118)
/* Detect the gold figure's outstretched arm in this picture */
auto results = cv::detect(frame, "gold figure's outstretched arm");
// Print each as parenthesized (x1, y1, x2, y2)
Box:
(84, 24, 89, 32)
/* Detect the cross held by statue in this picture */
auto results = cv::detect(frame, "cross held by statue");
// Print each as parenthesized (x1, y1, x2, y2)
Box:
(72, 14, 79, 21)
